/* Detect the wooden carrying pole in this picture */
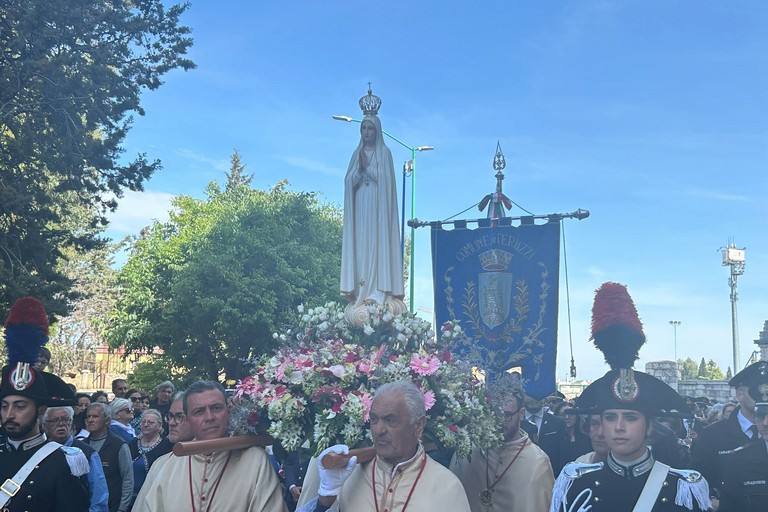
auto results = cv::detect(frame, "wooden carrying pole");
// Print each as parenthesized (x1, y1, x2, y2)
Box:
(320, 446, 377, 469)
(174, 435, 378, 469)
(173, 434, 275, 457)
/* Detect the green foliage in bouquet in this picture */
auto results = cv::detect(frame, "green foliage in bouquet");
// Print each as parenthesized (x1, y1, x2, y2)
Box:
(232, 302, 502, 458)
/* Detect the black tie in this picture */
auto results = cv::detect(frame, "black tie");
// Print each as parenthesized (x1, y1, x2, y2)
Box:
(748, 424, 759, 439)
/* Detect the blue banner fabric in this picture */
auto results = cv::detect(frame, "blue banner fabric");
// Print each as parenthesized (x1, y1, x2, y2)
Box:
(431, 221, 560, 398)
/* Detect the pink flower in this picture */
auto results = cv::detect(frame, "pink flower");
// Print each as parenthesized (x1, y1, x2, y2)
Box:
(410, 355, 440, 376)
(234, 375, 257, 398)
(421, 389, 436, 411)
(448, 424, 458, 433)
(442, 322, 454, 332)
(361, 393, 373, 422)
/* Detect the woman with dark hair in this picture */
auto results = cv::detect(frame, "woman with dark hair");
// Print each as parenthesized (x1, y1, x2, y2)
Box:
(72, 392, 92, 437)
(91, 390, 109, 404)
(551, 283, 712, 512)
(553, 401, 592, 463)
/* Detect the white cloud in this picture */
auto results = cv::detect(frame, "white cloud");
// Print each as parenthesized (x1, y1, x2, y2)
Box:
(176, 148, 230, 173)
(106, 190, 175, 237)
(277, 156, 342, 177)
(686, 188, 752, 202)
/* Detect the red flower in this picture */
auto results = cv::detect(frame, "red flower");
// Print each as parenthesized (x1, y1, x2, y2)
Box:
(448, 424, 458, 432)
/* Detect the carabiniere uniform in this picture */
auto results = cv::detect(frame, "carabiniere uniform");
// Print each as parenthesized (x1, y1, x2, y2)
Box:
(0, 297, 90, 512)
(0, 433, 90, 512)
(551, 283, 712, 512)
(718, 384, 768, 512)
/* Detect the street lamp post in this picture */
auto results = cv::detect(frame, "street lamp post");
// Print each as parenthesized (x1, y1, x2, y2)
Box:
(669, 320, 681, 370)
(332, 115, 433, 312)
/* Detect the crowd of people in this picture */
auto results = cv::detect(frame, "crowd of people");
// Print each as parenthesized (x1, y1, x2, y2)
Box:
(3, 293, 768, 512)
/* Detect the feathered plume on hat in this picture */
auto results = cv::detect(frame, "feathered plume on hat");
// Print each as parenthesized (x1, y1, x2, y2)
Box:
(5, 296, 49, 367)
(590, 282, 645, 370)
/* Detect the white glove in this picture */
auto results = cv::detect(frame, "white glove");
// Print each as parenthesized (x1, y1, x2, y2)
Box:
(317, 444, 357, 497)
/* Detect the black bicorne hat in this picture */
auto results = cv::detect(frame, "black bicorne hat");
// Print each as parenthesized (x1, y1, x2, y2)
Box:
(0, 297, 76, 406)
(570, 283, 691, 418)
(729, 360, 768, 403)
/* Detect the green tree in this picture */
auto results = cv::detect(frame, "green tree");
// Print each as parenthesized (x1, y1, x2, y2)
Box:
(0, 0, 194, 316)
(104, 180, 343, 382)
(678, 358, 698, 380)
(47, 242, 119, 377)
(698, 357, 707, 379)
(704, 359, 725, 380)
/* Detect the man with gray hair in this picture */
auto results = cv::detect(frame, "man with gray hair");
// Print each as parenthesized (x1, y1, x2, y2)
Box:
(299, 380, 471, 512)
(42, 406, 109, 512)
(82, 402, 133, 512)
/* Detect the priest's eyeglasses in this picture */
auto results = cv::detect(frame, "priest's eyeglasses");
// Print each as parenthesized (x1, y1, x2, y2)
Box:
(501, 408, 522, 420)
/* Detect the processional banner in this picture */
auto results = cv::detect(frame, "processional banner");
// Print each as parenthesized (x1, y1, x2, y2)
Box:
(431, 220, 560, 398)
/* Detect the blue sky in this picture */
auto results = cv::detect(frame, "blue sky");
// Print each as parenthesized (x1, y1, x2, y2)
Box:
(109, 1, 768, 382)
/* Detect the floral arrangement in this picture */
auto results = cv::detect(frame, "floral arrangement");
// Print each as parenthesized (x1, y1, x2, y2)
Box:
(232, 301, 502, 459)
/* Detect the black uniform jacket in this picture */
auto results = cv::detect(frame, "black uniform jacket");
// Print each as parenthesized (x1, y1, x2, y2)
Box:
(0, 435, 89, 512)
(562, 454, 710, 512)
(719, 440, 768, 512)
(690, 410, 751, 490)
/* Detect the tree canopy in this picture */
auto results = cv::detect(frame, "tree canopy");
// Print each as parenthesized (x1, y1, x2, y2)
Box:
(104, 177, 343, 382)
(0, 0, 195, 316)
(679, 357, 725, 380)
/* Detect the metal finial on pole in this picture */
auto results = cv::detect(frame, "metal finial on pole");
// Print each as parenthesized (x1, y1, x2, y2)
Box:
(479, 142, 512, 221)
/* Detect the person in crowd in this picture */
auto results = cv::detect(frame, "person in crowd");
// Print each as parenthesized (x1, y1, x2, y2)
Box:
(718, 393, 768, 511)
(721, 402, 738, 421)
(149, 381, 174, 434)
(111, 379, 128, 400)
(553, 401, 591, 464)
(33, 345, 51, 371)
(298, 380, 471, 512)
(0, 296, 90, 511)
(705, 407, 722, 424)
(128, 409, 172, 505)
(648, 418, 692, 468)
(133, 380, 286, 511)
(83, 402, 134, 512)
(551, 282, 712, 512)
(574, 414, 609, 464)
(92, 390, 109, 404)
(126, 388, 145, 435)
(43, 406, 109, 512)
(282, 447, 311, 512)
(132, 392, 194, 507)
(73, 392, 92, 437)
(108, 398, 136, 442)
(691, 361, 766, 498)
(451, 373, 554, 511)
(524, 393, 567, 474)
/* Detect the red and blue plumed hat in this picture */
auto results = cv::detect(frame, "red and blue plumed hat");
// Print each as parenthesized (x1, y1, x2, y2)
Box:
(1, 297, 75, 405)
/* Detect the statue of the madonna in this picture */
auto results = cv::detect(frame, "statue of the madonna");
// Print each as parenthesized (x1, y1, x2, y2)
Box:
(340, 87, 406, 324)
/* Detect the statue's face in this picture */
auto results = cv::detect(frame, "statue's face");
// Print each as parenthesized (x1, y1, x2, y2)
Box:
(361, 120, 376, 145)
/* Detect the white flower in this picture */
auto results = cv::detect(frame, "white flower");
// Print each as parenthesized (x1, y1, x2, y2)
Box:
(297, 304, 304, 313)
(302, 314, 311, 322)
(363, 325, 374, 335)
(272, 332, 279, 339)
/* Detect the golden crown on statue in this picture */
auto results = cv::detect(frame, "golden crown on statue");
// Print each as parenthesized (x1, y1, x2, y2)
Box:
(359, 85, 382, 116)
(479, 249, 513, 271)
